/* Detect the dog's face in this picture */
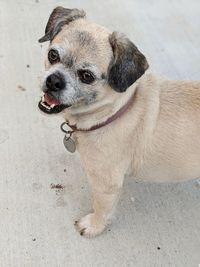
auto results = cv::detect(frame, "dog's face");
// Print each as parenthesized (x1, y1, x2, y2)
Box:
(38, 7, 149, 114)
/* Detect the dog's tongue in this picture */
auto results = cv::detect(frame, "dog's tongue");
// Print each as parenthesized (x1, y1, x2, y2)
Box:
(44, 93, 60, 106)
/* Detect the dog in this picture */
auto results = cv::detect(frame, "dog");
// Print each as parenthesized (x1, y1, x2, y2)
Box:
(38, 7, 200, 237)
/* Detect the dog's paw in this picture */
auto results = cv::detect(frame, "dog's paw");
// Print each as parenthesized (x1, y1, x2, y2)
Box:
(75, 213, 106, 237)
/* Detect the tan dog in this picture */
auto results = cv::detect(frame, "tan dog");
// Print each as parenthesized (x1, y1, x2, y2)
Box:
(38, 7, 200, 237)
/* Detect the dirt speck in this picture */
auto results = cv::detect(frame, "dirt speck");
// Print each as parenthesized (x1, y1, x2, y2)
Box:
(51, 183, 64, 190)
(50, 183, 66, 196)
(26, 64, 30, 68)
(64, 169, 66, 172)
(18, 85, 26, 91)
(32, 238, 36, 241)
(157, 247, 161, 250)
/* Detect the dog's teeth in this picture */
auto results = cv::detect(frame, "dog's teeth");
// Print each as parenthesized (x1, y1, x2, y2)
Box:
(42, 95, 45, 102)
(40, 102, 51, 110)
(50, 104, 56, 108)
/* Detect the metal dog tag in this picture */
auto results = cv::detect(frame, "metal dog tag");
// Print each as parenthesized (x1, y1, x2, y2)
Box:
(63, 134, 76, 153)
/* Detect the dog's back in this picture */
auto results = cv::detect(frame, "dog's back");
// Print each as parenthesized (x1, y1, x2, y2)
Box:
(136, 78, 200, 182)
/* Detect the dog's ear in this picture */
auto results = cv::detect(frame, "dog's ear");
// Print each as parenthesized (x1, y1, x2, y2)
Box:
(39, 7, 86, 43)
(108, 32, 149, 92)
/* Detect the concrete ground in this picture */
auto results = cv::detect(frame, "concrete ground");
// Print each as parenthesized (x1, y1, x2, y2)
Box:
(0, 0, 200, 266)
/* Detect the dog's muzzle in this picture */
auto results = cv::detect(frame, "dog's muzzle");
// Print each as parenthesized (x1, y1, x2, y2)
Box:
(38, 71, 71, 114)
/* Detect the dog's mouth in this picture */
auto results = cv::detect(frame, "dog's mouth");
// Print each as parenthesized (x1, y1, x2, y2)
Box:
(38, 93, 71, 114)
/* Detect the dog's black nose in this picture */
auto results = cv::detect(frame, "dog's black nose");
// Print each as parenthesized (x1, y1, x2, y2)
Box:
(46, 72, 65, 91)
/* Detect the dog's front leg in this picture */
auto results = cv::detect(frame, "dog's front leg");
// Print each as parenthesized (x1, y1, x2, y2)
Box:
(75, 167, 124, 237)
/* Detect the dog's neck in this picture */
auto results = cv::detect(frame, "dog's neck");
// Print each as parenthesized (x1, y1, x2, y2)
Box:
(63, 84, 137, 131)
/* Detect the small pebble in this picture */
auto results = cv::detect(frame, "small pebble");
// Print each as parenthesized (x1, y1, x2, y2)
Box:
(196, 180, 200, 188)
(130, 197, 135, 202)
(17, 85, 26, 91)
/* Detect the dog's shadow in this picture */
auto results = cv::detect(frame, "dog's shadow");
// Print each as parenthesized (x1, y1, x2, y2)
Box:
(113, 175, 200, 247)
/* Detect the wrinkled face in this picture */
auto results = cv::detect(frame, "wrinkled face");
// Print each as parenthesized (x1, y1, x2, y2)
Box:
(39, 20, 113, 114)
(38, 7, 149, 114)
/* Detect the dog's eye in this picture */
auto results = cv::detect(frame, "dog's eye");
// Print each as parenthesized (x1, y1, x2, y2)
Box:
(48, 49, 60, 64)
(78, 70, 95, 84)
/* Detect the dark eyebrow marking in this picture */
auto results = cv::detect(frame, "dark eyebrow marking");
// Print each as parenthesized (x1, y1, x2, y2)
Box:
(82, 62, 94, 68)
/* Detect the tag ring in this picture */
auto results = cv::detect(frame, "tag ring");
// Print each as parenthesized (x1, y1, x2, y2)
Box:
(60, 122, 74, 135)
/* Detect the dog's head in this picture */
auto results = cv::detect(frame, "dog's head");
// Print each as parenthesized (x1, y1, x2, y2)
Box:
(38, 7, 149, 114)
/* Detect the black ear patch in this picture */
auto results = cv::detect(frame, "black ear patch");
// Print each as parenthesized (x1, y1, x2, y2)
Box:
(108, 32, 149, 92)
(38, 7, 86, 43)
